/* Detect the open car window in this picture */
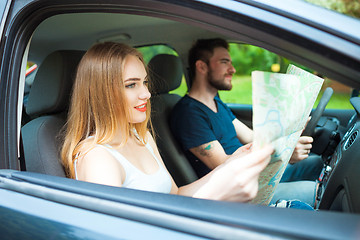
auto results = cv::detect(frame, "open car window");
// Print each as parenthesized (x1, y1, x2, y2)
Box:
(219, 43, 354, 110)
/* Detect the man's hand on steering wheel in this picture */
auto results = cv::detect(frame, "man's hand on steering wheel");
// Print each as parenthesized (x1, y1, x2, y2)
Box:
(289, 136, 313, 164)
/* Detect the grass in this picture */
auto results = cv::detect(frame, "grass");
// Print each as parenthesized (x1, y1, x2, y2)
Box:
(170, 75, 353, 109)
(218, 76, 253, 105)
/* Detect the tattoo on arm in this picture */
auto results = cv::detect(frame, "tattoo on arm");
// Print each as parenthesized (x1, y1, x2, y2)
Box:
(195, 143, 213, 157)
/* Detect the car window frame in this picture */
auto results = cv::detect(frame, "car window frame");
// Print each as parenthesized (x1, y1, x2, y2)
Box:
(1, 0, 358, 177)
(1, 2, 360, 236)
(1, 0, 358, 170)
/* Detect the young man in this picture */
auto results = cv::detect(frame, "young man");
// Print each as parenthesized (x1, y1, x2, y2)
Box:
(170, 38, 322, 206)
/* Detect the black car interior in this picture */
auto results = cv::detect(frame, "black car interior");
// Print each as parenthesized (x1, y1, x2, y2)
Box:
(148, 54, 198, 186)
(22, 50, 85, 177)
(21, 50, 197, 186)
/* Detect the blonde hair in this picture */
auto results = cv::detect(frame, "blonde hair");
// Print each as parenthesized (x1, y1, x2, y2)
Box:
(61, 42, 152, 178)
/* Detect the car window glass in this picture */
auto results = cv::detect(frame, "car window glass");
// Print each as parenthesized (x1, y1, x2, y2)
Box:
(219, 43, 353, 109)
(24, 62, 37, 107)
(137, 45, 187, 96)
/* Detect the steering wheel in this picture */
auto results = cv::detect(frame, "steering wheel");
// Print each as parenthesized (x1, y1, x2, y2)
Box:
(302, 87, 334, 136)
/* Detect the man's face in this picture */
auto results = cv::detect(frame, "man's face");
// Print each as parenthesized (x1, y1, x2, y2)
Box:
(206, 47, 236, 91)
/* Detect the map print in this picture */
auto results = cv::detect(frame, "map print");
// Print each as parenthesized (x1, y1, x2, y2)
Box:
(250, 64, 324, 205)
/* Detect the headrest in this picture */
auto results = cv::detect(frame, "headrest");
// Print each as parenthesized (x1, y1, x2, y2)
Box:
(148, 54, 183, 94)
(26, 50, 85, 116)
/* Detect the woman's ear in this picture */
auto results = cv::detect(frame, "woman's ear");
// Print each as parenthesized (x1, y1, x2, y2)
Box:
(195, 60, 208, 75)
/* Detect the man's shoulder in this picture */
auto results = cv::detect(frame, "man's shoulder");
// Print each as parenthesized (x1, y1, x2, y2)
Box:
(173, 95, 202, 112)
(170, 95, 207, 126)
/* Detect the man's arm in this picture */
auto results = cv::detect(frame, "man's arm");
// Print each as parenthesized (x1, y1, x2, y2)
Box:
(189, 140, 229, 169)
(233, 118, 253, 144)
(189, 118, 254, 170)
(232, 117, 314, 165)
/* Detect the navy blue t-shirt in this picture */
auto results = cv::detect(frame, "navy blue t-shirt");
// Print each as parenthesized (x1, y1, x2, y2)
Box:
(170, 95, 242, 178)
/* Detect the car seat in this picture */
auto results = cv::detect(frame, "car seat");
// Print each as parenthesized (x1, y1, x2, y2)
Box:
(149, 54, 198, 186)
(21, 50, 84, 177)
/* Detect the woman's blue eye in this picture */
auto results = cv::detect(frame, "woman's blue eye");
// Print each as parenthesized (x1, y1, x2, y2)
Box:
(126, 83, 136, 88)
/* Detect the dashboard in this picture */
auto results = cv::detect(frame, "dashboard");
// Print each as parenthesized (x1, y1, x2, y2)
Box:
(317, 97, 360, 213)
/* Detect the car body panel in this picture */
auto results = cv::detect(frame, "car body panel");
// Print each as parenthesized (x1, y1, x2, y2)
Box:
(1, 170, 360, 239)
(0, 0, 10, 42)
(0, 189, 203, 240)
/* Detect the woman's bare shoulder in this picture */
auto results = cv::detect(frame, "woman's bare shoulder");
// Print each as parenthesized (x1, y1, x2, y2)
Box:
(77, 144, 124, 186)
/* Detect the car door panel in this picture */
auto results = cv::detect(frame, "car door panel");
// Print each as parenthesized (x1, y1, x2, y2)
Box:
(1, 170, 360, 239)
(1, 0, 360, 239)
(227, 103, 253, 128)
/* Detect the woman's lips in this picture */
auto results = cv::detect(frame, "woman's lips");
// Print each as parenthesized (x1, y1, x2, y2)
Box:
(135, 103, 147, 112)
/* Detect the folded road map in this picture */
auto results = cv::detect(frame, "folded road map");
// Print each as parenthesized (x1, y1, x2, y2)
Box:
(251, 64, 324, 205)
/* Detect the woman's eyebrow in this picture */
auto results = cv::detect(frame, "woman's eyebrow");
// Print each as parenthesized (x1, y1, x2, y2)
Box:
(124, 78, 141, 82)
(124, 74, 148, 82)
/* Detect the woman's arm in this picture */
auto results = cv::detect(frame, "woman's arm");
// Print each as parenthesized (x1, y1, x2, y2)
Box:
(178, 145, 272, 202)
(147, 131, 273, 202)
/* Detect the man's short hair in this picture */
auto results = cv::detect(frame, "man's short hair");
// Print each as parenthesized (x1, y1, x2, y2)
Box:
(188, 38, 229, 81)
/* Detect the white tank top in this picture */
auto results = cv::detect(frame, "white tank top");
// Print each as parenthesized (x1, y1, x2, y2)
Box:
(74, 142, 172, 194)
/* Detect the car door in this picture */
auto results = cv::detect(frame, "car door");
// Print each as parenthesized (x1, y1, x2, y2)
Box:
(1, 0, 360, 239)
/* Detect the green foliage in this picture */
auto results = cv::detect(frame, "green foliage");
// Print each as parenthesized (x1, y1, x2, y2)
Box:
(170, 77, 188, 96)
(143, 44, 353, 110)
(219, 75, 253, 104)
(305, 0, 360, 18)
(229, 43, 314, 76)
(218, 75, 353, 109)
(229, 44, 279, 75)
(137, 45, 177, 64)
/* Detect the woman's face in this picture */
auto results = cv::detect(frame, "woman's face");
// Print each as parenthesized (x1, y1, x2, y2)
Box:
(123, 55, 151, 124)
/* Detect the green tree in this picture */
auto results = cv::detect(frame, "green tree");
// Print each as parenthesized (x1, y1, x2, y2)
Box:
(229, 44, 278, 75)
(305, 0, 360, 18)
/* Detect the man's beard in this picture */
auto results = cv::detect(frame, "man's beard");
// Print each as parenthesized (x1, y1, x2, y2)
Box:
(207, 69, 232, 91)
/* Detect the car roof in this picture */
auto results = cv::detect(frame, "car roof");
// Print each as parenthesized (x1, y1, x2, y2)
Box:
(23, 0, 360, 89)
(29, 13, 223, 64)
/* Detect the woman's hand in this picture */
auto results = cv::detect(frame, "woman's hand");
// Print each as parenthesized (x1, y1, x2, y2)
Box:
(191, 145, 273, 202)
(230, 143, 253, 159)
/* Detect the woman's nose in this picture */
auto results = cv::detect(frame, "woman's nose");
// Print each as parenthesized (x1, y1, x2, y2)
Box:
(139, 85, 151, 100)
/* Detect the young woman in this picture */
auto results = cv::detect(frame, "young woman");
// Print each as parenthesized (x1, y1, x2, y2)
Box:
(61, 42, 273, 202)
